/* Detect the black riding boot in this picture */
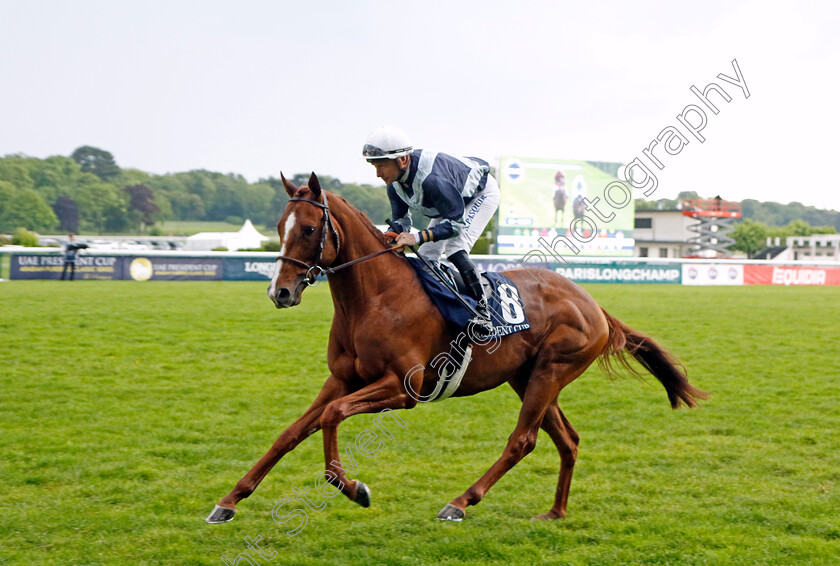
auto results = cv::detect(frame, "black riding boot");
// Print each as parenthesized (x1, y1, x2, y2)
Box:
(448, 251, 493, 338)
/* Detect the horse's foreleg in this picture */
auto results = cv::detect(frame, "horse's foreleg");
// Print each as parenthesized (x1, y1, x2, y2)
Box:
(320, 372, 416, 507)
(206, 375, 347, 523)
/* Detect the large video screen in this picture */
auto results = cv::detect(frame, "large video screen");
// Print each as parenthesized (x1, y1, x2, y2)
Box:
(495, 156, 635, 257)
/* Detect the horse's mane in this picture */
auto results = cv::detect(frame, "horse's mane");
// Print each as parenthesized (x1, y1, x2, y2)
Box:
(324, 191, 389, 246)
(329, 192, 391, 248)
(294, 186, 390, 248)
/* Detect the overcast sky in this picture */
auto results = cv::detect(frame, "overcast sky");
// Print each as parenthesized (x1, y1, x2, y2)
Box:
(2, 0, 838, 210)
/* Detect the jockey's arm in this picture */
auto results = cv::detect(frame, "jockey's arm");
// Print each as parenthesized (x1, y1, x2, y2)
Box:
(386, 184, 412, 233)
(416, 217, 465, 245)
(392, 217, 465, 248)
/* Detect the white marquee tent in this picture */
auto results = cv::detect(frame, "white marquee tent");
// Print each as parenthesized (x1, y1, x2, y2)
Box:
(183, 219, 269, 251)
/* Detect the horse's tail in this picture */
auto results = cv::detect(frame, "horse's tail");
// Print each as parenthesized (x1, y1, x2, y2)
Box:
(597, 308, 708, 409)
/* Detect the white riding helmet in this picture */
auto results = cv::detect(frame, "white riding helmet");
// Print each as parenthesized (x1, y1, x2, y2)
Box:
(362, 125, 413, 160)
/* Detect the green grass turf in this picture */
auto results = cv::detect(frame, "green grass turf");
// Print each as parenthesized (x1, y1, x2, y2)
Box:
(1, 282, 839, 565)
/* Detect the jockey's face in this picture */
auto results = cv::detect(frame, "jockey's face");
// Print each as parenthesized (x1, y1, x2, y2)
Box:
(370, 156, 409, 185)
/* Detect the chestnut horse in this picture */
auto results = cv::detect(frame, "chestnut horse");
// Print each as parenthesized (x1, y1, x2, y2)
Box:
(206, 173, 707, 524)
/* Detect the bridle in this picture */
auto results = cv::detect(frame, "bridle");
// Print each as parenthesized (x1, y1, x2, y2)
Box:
(274, 192, 395, 286)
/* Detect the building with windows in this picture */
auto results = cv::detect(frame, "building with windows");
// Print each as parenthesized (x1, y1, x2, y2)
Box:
(632, 210, 695, 258)
(633, 210, 840, 262)
(767, 234, 840, 262)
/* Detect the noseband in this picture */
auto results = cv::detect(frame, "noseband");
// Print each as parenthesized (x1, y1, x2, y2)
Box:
(275, 193, 395, 286)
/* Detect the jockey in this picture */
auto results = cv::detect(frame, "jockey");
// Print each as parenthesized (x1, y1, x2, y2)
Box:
(362, 125, 501, 337)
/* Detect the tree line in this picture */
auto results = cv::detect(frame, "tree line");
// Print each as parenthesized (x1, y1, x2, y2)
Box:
(0, 146, 391, 235)
(2, 148, 837, 259)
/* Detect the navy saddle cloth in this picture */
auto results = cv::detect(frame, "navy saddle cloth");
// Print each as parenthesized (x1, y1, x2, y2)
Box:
(407, 257, 531, 337)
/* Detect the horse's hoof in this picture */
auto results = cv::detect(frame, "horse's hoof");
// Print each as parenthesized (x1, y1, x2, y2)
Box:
(531, 510, 565, 521)
(436, 503, 465, 521)
(205, 505, 236, 523)
(353, 481, 371, 508)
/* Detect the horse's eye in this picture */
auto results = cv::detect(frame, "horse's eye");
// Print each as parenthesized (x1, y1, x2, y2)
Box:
(303, 226, 316, 236)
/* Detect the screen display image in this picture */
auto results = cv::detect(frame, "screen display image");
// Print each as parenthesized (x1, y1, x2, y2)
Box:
(496, 156, 634, 257)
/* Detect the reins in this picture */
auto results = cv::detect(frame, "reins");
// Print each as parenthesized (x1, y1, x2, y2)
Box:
(275, 247, 396, 283)
(275, 194, 482, 321)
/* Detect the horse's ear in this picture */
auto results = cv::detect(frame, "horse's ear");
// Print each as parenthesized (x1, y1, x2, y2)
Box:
(281, 172, 297, 197)
(308, 172, 322, 200)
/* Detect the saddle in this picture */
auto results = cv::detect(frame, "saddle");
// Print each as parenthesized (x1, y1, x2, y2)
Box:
(421, 261, 493, 305)
(408, 258, 531, 402)
(436, 262, 468, 297)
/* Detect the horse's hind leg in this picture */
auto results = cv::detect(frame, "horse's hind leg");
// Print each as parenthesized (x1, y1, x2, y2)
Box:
(532, 401, 579, 520)
(438, 360, 585, 521)
(509, 382, 580, 520)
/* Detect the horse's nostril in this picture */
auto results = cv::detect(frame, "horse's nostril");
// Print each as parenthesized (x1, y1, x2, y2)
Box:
(276, 288, 291, 303)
